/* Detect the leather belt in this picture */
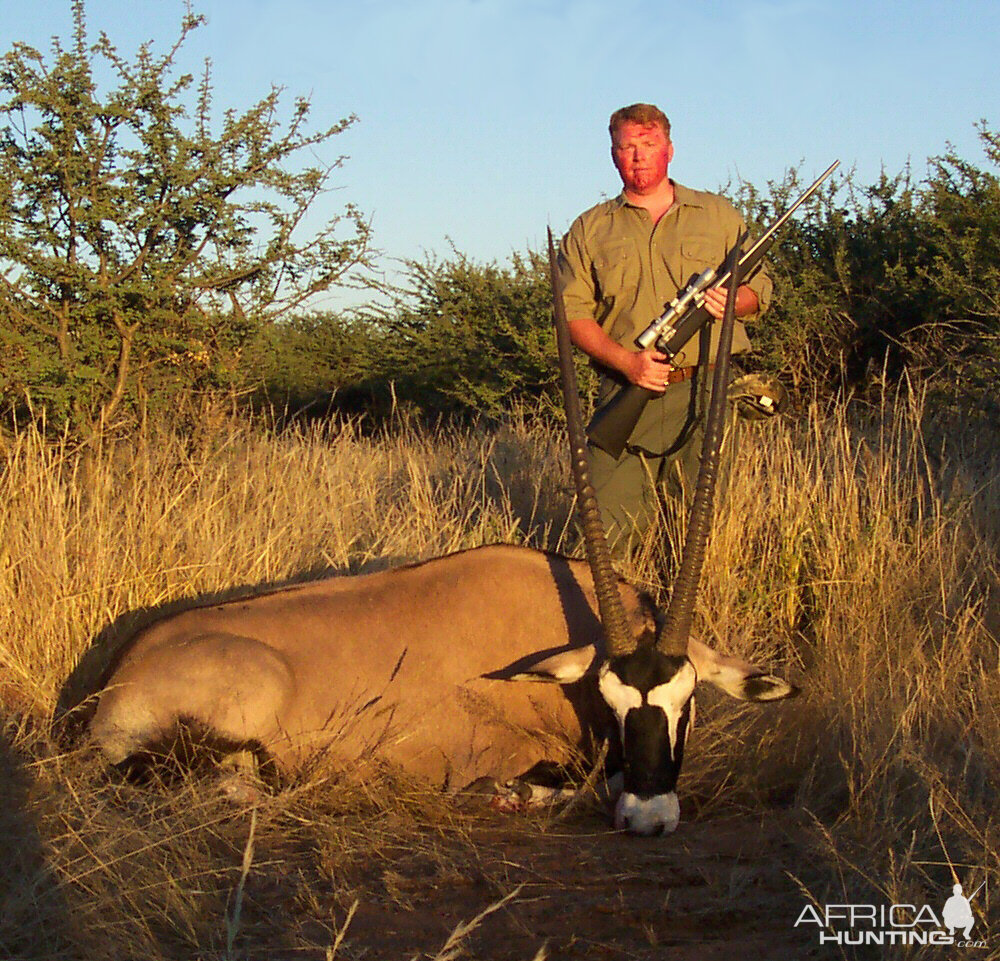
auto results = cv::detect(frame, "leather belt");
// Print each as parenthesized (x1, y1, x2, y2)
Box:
(665, 363, 713, 384)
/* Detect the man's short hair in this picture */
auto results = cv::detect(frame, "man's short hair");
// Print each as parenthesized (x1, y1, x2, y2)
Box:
(609, 104, 671, 141)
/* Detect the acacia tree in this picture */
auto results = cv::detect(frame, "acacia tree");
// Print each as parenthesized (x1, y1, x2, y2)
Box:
(0, 1, 369, 432)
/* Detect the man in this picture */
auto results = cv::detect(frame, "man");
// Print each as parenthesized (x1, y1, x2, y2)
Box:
(557, 103, 771, 554)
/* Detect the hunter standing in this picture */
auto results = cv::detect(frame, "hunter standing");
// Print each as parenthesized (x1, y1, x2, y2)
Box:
(557, 103, 771, 555)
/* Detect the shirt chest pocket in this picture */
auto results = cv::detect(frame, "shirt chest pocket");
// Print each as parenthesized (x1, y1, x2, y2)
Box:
(680, 236, 720, 273)
(591, 242, 633, 300)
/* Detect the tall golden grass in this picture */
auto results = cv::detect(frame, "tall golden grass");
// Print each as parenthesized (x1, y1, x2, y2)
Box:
(0, 391, 997, 958)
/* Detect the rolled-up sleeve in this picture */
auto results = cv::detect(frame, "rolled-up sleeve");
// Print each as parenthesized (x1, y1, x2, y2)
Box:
(557, 219, 598, 322)
(740, 219, 773, 319)
(555, 188, 770, 364)
(720, 202, 772, 320)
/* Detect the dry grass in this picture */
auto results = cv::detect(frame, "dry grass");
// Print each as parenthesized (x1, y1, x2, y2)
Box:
(1, 392, 998, 959)
(682, 391, 1000, 948)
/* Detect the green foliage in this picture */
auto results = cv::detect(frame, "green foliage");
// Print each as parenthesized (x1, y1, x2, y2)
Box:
(255, 123, 1000, 426)
(1, 0, 996, 433)
(734, 125, 1000, 412)
(356, 248, 594, 419)
(923, 124, 1000, 319)
(242, 310, 388, 413)
(0, 1, 368, 434)
(918, 123, 1000, 402)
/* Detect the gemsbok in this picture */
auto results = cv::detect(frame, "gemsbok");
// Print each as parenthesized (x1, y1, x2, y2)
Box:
(89, 231, 797, 835)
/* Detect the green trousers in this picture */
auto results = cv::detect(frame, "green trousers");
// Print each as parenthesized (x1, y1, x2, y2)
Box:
(588, 373, 723, 557)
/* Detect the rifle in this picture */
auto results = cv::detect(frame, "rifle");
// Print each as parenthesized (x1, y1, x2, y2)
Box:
(585, 160, 840, 458)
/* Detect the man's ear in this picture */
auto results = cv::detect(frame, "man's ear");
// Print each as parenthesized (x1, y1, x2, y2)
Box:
(482, 645, 600, 684)
(687, 638, 799, 702)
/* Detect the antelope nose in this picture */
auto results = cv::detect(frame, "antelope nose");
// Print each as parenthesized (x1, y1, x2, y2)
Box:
(614, 791, 681, 836)
(618, 813, 664, 837)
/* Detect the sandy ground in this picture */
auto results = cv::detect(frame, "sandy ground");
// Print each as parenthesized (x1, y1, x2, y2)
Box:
(258, 807, 824, 960)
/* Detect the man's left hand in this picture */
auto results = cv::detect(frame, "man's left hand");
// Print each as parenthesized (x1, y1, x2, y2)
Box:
(703, 284, 759, 320)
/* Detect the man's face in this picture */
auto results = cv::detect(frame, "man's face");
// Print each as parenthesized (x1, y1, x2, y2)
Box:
(611, 121, 673, 196)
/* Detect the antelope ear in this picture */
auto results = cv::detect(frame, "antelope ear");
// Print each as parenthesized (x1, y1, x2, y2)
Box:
(483, 646, 600, 684)
(687, 638, 799, 702)
(736, 673, 799, 702)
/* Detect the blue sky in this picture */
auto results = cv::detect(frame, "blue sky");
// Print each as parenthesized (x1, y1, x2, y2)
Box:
(3, 0, 998, 308)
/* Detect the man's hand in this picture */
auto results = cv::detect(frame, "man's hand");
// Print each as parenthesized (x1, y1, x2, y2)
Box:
(568, 316, 672, 391)
(626, 348, 673, 392)
(702, 283, 759, 320)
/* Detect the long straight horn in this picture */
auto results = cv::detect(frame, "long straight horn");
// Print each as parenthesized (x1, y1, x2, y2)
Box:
(657, 237, 745, 656)
(547, 228, 635, 657)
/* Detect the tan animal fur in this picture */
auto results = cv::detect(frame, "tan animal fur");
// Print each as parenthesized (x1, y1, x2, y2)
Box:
(90, 544, 775, 790)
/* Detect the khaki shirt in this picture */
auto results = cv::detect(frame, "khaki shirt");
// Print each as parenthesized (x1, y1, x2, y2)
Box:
(558, 182, 772, 369)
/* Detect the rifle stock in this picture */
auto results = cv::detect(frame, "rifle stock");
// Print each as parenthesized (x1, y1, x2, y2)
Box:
(586, 384, 657, 459)
(585, 159, 840, 458)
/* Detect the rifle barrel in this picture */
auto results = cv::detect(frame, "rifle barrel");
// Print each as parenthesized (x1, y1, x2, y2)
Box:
(711, 159, 840, 292)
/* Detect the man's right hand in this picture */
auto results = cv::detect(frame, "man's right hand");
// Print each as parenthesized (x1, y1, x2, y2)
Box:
(626, 348, 673, 392)
(568, 317, 673, 392)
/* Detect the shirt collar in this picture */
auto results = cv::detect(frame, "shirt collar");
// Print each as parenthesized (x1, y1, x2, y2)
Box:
(614, 180, 704, 210)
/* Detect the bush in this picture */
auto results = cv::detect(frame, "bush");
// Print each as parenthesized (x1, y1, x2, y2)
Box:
(0, 1, 368, 435)
(735, 125, 1000, 414)
(356, 248, 594, 420)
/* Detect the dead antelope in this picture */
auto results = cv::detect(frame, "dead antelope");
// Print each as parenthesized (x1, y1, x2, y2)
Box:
(89, 232, 797, 835)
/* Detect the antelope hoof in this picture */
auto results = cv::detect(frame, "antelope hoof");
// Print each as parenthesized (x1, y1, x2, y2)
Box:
(490, 778, 535, 812)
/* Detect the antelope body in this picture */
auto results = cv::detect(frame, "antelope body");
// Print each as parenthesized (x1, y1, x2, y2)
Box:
(92, 546, 629, 787)
(91, 545, 792, 817)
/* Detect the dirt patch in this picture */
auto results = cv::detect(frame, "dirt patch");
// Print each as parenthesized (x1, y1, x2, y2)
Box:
(240, 805, 822, 960)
